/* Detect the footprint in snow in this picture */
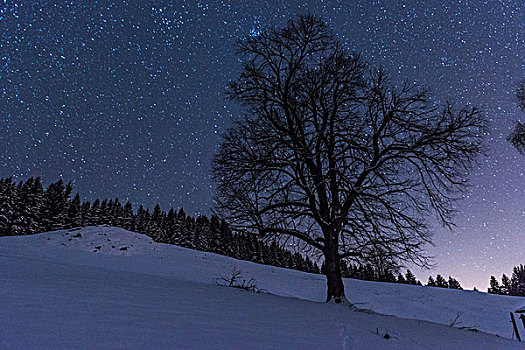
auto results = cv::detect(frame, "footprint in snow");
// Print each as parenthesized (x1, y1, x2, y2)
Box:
(338, 321, 353, 350)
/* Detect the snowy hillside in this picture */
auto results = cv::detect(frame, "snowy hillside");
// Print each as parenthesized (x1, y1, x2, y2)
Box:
(1, 226, 524, 349)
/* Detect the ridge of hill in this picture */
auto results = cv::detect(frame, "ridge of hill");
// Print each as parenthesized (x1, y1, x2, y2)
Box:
(1, 226, 523, 349)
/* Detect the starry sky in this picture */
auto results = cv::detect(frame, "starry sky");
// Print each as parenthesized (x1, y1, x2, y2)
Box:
(1, 0, 524, 290)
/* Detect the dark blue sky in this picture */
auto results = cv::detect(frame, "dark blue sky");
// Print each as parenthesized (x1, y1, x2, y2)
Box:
(1, 0, 523, 289)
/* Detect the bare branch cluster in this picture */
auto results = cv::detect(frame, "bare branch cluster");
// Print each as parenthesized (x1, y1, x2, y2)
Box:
(517, 80, 525, 112)
(216, 268, 263, 293)
(508, 80, 525, 155)
(507, 121, 525, 155)
(213, 15, 486, 300)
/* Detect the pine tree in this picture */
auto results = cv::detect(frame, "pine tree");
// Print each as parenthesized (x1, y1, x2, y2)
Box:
(100, 199, 109, 224)
(488, 276, 501, 294)
(435, 274, 448, 288)
(177, 208, 186, 221)
(253, 239, 264, 264)
(208, 215, 222, 254)
(81, 201, 91, 225)
(511, 265, 525, 296)
(0, 177, 17, 235)
(362, 264, 376, 281)
(64, 181, 72, 203)
(283, 250, 293, 268)
(66, 193, 82, 228)
(10, 181, 27, 235)
(90, 199, 101, 225)
(501, 274, 512, 295)
(383, 270, 397, 283)
(194, 215, 211, 250)
(32, 177, 45, 231)
(135, 205, 147, 233)
(122, 202, 134, 230)
(448, 277, 462, 290)
(165, 208, 180, 244)
(427, 276, 436, 287)
(110, 198, 124, 226)
(181, 215, 195, 248)
(405, 270, 418, 285)
(305, 256, 318, 274)
(41, 179, 70, 231)
(397, 273, 406, 284)
(219, 219, 233, 256)
(11, 178, 44, 235)
(147, 204, 165, 241)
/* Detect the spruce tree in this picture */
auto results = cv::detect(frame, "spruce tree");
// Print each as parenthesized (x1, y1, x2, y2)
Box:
(122, 202, 134, 230)
(10, 181, 25, 235)
(0, 177, 17, 235)
(219, 219, 233, 256)
(397, 273, 407, 284)
(66, 193, 82, 228)
(100, 199, 109, 224)
(80, 201, 91, 225)
(32, 177, 45, 231)
(511, 265, 525, 296)
(427, 276, 436, 287)
(501, 274, 512, 295)
(435, 274, 448, 288)
(488, 276, 501, 294)
(41, 179, 70, 231)
(194, 215, 211, 250)
(147, 204, 165, 241)
(110, 198, 124, 226)
(135, 205, 148, 233)
(362, 264, 376, 281)
(447, 277, 462, 290)
(12, 178, 44, 235)
(209, 215, 222, 254)
(90, 199, 101, 225)
(405, 270, 418, 285)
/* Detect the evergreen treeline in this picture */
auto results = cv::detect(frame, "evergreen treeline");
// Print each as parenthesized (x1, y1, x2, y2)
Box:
(338, 263, 422, 286)
(0, 177, 321, 273)
(0, 176, 475, 291)
(488, 265, 525, 296)
(426, 274, 463, 289)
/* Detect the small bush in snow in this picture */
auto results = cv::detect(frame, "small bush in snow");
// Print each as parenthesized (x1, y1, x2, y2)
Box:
(217, 268, 264, 293)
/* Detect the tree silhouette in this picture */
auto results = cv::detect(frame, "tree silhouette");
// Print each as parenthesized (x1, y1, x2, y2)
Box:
(517, 80, 525, 111)
(508, 80, 525, 154)
(435, 274, 448, 288)
(427, 276, 436, 287)
(214, 15, 486, 302)
(488, 276, 501, 294)
(405, 270, 419, 285)
(447, 276, 462, 290)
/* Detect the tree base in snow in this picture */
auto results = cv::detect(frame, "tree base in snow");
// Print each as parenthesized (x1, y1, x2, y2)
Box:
(326, 295, 353, 306)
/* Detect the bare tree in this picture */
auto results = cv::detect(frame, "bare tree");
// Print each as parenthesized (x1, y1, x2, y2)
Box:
(517, 80, 525, 112)
(508, 80, 525, 154)
(214, 15, 485, 303)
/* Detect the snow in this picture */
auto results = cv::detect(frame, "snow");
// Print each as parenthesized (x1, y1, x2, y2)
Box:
(1, 226, 524, 349)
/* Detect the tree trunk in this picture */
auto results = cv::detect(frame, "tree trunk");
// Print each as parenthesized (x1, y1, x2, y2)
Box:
(324, 243, 345, 303)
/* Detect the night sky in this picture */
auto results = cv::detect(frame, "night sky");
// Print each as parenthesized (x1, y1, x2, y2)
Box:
(1, 1, 523, 290)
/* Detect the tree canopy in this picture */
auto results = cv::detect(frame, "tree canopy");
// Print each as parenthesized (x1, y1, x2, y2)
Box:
(214, 15, 486, 302)
(508, 80, 525, 154)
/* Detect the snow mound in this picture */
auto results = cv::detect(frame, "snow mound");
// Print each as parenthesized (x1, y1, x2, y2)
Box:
(1, 226, 524, 349)
(25, 225, 156, 256)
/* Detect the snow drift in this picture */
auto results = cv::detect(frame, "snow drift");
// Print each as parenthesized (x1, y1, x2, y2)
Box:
(1, 226, 523, 349)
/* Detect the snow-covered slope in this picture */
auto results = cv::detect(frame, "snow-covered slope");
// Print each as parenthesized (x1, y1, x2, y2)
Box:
(1, 226, 523, 349)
